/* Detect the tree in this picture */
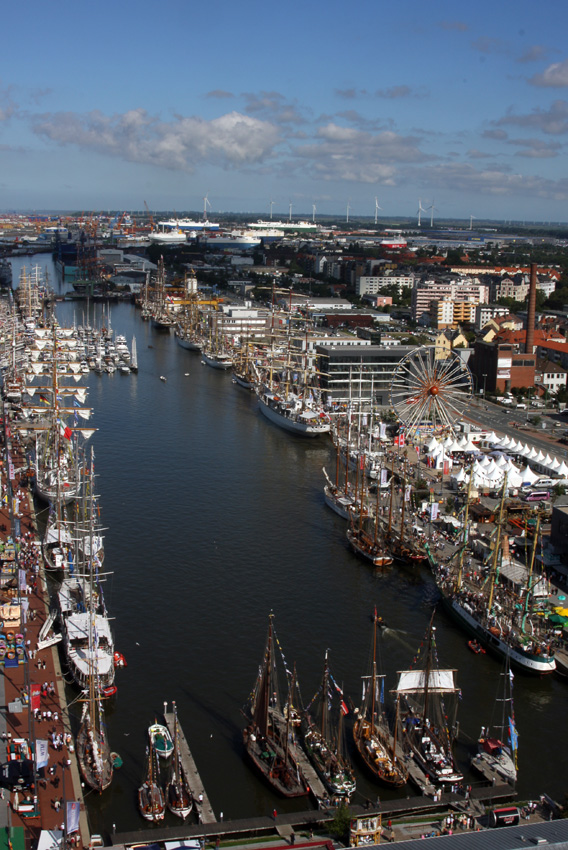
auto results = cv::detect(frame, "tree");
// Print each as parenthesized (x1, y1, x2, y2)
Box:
(328, 804, 352, 843)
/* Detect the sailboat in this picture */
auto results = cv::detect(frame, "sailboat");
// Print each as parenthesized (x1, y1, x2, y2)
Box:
(433, 478, 556, 675)
(471, 660, 518, 785)
(243, 614, 310, 797)
(202, 312, 233, 369)
(130, 336, 138, 373)
(347, 470, 393, 567)
(76, 678, 114, 793)
(76, 462, 114, 793)
(301, 651, 356, 798)
(395, 614, 463, 787)
(57, 450, 115, 692)
(166, 702, 193, 818)
(138, 738, 165, 822)
(353, 611, 408, 788)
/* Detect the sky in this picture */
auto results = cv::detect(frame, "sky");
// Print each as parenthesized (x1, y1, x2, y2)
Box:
(2, 0, 568, 222)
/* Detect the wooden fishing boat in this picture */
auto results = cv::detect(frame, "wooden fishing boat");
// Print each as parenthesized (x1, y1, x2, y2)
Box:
(243, 614, 309, 797)
(302, 651, 356, 799)
(166, 702, 193, 818)
(138, 739, 165, 822)
(353, 610, 408, 788)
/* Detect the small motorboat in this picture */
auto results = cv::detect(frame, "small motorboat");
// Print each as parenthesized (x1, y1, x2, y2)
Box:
(148, 722, 174, 759)
(160, 376, 167, 382)
(468, 640, 486, 655)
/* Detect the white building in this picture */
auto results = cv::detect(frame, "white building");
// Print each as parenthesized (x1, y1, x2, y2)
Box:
(357, 274, 414, 296)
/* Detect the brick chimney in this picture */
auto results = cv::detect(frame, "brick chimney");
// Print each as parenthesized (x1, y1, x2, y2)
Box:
(526, 263, 537, 354)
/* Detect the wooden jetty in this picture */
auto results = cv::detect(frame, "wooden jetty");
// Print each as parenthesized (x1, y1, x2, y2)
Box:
(113, 785, 516, 848)
(164, 708, 216, 824)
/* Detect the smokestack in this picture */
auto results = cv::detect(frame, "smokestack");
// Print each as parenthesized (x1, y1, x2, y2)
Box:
(526, 262, 537, 355)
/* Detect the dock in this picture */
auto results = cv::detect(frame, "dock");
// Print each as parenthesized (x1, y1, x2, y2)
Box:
(164, 708, 217, 824)
(290, 741, 328, 803)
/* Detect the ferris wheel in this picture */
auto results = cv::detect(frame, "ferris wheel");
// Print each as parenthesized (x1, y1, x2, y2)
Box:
(389, 345, 473, 436)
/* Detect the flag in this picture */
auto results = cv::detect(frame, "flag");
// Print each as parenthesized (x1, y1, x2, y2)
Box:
(340, 700, 349, 716)
(35, 739, 49, 770)
(404, 484, 412, 502)
(443, 460, 450, 475)
(508, 717, 519, 753)
(59, 421, 72, 440)
(394, 431, 405, 447)
(379, 423, 387, 438)
(430, 502, 439, 521)
(66, 801, 81, 834)
(380, 469, 388, 486)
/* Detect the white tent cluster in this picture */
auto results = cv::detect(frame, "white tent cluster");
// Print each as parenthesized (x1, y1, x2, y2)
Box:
(489, 434, 568, 479)
(424, 432, 568, 490)
(425, 435, 479, 470)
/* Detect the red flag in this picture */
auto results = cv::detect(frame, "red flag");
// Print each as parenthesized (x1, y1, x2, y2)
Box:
(340, 700, 349, 716)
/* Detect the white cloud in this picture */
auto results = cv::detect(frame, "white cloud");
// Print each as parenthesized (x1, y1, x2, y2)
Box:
(495, 100, 568, 135)
(292, 124, 429, 184)
(412, 162, 568, 200)
(31, 108, 281, 171)
(529, 59, 568, 87)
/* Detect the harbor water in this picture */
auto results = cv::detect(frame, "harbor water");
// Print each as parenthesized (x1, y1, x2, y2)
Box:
(8, 254, 568, 836)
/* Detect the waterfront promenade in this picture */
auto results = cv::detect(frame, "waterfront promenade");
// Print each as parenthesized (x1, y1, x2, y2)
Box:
(0, 408, 89, 845)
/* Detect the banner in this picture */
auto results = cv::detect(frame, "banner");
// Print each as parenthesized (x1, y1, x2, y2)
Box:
(35, 739, 49, 770)
(443, 460, 450, 476)
(404, 485, 412, 502)
(379, 423, 387, 438)
(394, 431, 405, 447)
(380, 468, 388, 486)
(30, 683, 41, 712)
(66, 801, 81, 834)
(430, 502, 439, 521)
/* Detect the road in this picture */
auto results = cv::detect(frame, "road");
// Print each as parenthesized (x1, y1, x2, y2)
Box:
(466, 399, 568, 462)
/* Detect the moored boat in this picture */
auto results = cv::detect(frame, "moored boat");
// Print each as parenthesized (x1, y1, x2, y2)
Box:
(138, 739, 165, 822)
(353, 610, 408, 788)
(148, 722, 174, 760)
(243, 614, 310, 797)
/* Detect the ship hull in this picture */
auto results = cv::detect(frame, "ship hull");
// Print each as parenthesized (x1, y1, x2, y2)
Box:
(441, 595, 555, 675)
(258, 394, 330, 437)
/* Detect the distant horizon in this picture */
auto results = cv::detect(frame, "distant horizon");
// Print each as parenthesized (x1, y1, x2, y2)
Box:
(1, 209, 567, 229)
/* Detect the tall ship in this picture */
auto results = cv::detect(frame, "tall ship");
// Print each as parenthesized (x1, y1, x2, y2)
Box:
(432, 478, 556, 675)
(395, 614, 463, 788)
(166, 703, 193, 818)
(301, 651, 356, 799)
(242, 614, 310, 797)
(353, 613, 408, 788)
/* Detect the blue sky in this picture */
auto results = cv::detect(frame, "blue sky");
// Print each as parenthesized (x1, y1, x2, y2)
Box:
(2, 0, 568, 221)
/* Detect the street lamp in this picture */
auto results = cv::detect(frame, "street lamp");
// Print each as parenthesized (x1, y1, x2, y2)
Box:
(482, 373, 487, 401)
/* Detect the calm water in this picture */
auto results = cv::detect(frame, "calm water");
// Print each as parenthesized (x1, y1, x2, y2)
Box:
(8, 254, 568, 837)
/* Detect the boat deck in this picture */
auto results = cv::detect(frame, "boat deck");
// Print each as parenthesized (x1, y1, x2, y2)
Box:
(164, 710, 216, 824)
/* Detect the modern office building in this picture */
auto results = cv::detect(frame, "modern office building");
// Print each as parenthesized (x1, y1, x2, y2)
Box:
(316, 344, 416, 404)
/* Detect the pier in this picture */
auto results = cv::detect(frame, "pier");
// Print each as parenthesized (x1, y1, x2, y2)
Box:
(164, 708, 216, 824)
(111, 784, 516, 847)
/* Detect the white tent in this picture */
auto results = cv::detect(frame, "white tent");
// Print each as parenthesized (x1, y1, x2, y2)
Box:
(520, 465, 540, 485)
(557, 461, 568, 477)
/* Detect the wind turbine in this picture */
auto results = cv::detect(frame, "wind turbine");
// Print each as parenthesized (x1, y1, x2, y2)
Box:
(269, 199, 275, 220)
(469, 214, 476, 231)
(312, 203, 317, 223)
(203, 193, 211, 221)
(288, 202, 293, 223)
(417, 198, 426, 227)
(346, 200, 351, 224)
(374, 197, 382, 225)
(428, 199, 437, 228)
